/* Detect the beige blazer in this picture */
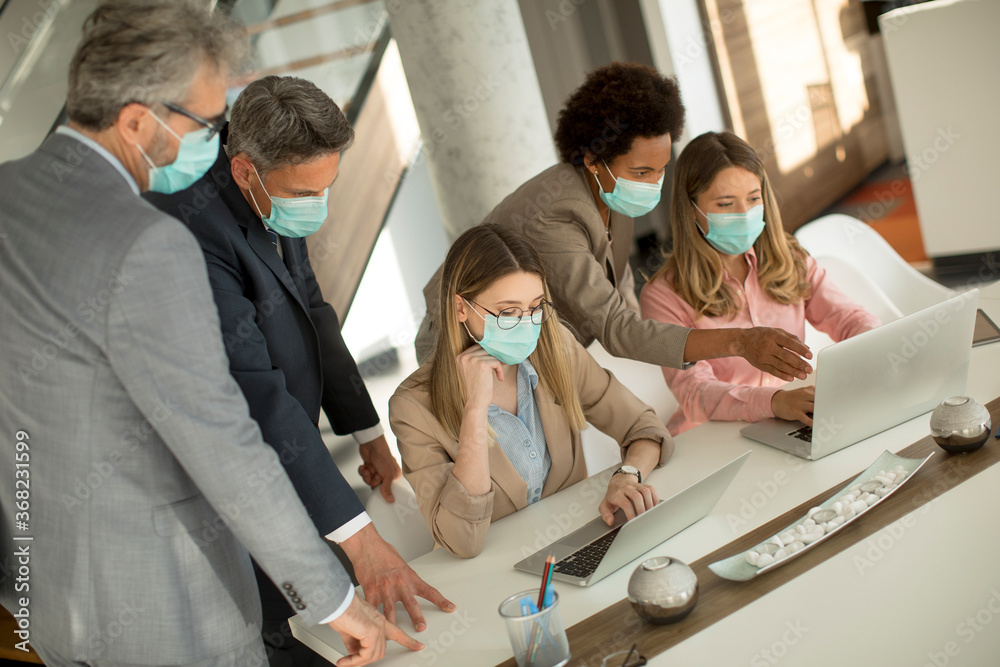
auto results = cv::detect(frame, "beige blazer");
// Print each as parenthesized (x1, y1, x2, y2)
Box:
(415, 163, 690, 367)
(389, 324, 674, 558)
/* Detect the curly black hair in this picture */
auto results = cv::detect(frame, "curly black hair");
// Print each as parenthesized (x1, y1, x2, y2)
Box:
(554, 62, 685, 167)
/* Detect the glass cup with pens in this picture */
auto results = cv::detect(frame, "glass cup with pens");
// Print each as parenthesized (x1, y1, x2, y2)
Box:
(498, 554, 570, 667)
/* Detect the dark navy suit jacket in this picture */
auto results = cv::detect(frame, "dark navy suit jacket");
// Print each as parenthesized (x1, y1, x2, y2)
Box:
(146, 132, 376, 536)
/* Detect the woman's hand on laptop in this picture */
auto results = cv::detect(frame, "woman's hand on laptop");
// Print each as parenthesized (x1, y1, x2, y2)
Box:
(599, 439, 662, 525)
(771, 386, 815, 425)
(600, 475, 659, 525)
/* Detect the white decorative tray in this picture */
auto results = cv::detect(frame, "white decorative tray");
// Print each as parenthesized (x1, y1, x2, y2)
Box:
(709, 450, 933, 582)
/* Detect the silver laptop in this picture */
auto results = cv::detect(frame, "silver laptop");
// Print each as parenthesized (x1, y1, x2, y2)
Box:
(741, 290, 978, 460)
(514, 451, 749, 586)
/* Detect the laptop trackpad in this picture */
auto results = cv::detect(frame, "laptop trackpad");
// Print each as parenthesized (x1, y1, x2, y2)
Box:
(560, 510, 626, 548)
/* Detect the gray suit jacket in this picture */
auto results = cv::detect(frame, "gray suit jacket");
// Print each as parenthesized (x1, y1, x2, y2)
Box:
(0, 133, 352, 663)
(414, 163, 690, 367)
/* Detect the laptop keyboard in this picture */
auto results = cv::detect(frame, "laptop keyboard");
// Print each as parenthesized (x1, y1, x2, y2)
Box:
(552, 526, 622, 578)
(790, 425, 812, 442)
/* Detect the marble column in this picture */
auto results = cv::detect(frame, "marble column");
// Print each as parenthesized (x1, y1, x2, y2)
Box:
(388, 0, 555, 241)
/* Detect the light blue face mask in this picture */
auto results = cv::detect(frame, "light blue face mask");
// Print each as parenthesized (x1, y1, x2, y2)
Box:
(694, 202, 766, 256)
(461, 299, 541, 366)
(137, 111, 219, 194)
(248, 163, 329, 238)
(594, 161, 664, 218)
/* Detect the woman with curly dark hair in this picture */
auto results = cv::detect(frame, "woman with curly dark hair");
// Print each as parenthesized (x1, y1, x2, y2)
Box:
(415, 62, 812, 384)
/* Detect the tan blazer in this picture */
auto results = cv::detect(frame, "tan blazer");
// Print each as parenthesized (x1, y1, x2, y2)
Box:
(389, 324, 674, 558)
(415, 163, 690, 367)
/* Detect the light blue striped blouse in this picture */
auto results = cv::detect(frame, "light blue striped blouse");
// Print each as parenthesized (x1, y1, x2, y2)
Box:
(487, 360, 551, 505)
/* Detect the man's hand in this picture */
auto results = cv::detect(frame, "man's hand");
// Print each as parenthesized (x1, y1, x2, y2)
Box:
(327, 593, 423, 666)
(358, 435, 402, 502)
(598, 474, 660, 525)
(737, 327, 813, 381)
(771, 386, 815, 425)
(340, 523, 456, 632)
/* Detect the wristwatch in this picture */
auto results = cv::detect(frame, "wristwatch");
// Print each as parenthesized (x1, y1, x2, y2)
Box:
(612, 464, 641, 484)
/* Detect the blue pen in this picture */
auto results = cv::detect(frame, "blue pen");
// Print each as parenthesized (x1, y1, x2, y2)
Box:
(519, 596, 535, 616)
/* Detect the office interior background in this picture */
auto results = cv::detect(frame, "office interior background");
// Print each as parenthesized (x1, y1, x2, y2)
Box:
(0, 0, 996, 661)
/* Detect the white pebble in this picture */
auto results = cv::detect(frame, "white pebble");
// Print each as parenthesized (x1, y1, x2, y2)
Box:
(884, 472, 897, 483)
(773, 548, 788, 561)
(864, 493, 879, 506)
(803, 518, 816, 527)
(795, 524, 807, 535)
(771, 535, 785, 548)
(850, 500, 869, 514)
(779, 531, 797, 545)
(831, 515, 847, 527)
(849, 484, 861, 493)
(833, 501, 844, 514)
(787, 540, 805, 554)
(757, 553, 775, 567)
(841, 493, 857, 503)
(838, 505, 856, 521)
(894, 470, 908, 483)
(875, 475, 891, 485)
(746, 550, 760, 566)
(800, 530, 823, 544)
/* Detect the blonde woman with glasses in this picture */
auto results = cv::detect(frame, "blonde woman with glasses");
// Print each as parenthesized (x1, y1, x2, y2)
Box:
(390, 224, 674, 558)
(641, 132, 880, 436)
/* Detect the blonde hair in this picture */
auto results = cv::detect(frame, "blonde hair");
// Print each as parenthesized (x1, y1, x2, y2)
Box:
(651, 131, 810, 318)
(427, 224, 586, 441)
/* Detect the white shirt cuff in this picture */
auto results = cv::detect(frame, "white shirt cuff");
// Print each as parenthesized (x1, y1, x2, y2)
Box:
(318, 585, 354, 625)
(324, 512, 371, 543)
(352, 423, 384, 444)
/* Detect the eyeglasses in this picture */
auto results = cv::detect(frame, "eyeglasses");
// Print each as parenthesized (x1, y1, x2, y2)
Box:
(163, 101, 228, 141)
(466, 299, 554, 330)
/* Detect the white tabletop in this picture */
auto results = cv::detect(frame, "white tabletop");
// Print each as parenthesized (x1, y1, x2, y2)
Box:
(295, 289, 1000, 666)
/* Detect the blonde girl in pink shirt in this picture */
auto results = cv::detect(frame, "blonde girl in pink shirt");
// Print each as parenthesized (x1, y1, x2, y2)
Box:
(641, 132, 880, 435)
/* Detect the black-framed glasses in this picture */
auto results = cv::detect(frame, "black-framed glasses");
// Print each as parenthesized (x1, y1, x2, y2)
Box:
(466, 299, 554, 330)
(163, 101, 228, 140)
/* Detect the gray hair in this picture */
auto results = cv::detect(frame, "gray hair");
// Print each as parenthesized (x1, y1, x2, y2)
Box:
(225, 76, 354, 176)
(66, 0, 248, 131)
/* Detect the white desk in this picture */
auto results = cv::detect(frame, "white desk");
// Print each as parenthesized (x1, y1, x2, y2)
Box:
(295, 291, 1000, 666)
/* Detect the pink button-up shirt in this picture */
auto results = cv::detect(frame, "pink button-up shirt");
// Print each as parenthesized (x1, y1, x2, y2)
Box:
(640, 249, 880, 435)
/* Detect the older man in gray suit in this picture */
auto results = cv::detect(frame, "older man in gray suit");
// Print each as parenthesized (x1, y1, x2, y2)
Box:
(0, 1, 417, 665)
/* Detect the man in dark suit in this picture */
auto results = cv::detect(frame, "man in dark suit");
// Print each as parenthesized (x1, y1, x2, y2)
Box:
(147, 75, 453, 665)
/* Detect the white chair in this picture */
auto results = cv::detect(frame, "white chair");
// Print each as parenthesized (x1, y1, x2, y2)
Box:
(580, 341, 679, 474)
(365, 477, 435, 562)
(794, 214, 954, 318)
